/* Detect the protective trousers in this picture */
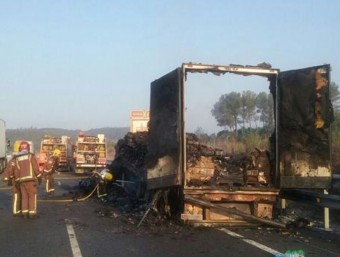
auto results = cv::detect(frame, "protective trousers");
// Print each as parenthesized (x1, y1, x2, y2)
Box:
(44, 172, 55, 194)
(11, 183, 21, 215)
(20, 181, 37, 217)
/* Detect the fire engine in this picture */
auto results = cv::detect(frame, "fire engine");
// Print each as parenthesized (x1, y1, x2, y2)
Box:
(39, 135, 72, 171)
(73, 132, 107, 174)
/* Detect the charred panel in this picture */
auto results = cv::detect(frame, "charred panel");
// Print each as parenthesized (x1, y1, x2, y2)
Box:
(277, 65, 333, 188)
(147, 68, 182, 189)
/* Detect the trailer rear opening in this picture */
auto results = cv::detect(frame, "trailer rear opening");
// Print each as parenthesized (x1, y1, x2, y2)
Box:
(145, 63, 333, 225)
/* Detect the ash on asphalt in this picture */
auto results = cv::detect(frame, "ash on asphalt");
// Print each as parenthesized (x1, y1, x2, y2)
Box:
(77, 177, 203, 237)
(77, 176, 340, 243)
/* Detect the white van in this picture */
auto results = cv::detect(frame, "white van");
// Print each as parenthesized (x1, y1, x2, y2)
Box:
(0, 119, 7, 173)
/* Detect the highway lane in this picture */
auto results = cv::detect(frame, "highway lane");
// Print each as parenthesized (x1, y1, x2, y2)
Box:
(1, 172, 340, 257)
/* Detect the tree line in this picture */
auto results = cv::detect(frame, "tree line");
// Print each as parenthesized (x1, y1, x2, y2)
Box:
(211, 90, 274, 135)
(211, 82, 340, 135)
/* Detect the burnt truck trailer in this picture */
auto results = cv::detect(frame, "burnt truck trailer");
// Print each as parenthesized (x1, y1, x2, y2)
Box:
(146, 63, 333, 225)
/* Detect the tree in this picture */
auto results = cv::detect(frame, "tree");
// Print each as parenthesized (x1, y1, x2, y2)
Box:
(255, 92, 266, 127)
(255, 92, 274, 129)
(266, 95, 274, 129)
(330, 82, 340, 124)
(211, 92, 242, 134)
(241, 91, 257, 128)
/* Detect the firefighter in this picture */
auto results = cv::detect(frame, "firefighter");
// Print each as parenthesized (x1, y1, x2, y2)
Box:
(53, 147, 61, 164)
(94, 169, 113, 199)
(43, 148, 60, 196)
(14, 141, 42, 219)
(2, 157, 21, 216)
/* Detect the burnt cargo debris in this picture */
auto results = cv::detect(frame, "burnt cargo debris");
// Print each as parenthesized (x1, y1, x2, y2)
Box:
(109, 131, 149, 197)
(108, 131, 273, 198)
(185, 133, 272, 187)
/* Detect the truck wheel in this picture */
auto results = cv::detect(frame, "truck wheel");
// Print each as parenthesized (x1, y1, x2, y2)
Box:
(156, 187, 183, 218)
(66, 164, 72, 172)
(75, 168, 84, 174)
(70, 163, 76, 173)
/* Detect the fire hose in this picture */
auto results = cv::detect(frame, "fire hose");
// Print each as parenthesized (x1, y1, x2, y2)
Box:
(40, 168, 112, 202)
(1, 169, 127, 203)
(38, 183, 99, 203)
(0, 183, 100, 202)
(39, 178, 135, 203)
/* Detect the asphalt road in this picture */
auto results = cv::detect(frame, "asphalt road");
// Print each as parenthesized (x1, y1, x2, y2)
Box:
(1, 172, 340, 257)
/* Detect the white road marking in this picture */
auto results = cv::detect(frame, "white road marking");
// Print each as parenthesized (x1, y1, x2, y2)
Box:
(218, 228, 284, 256)
(219, 228, 244, 238)
(65, 219, 83, 257)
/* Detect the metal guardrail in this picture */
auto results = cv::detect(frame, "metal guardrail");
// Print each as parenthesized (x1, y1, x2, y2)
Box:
(280, 188, 340, 210)
(280, 174, 340, 210)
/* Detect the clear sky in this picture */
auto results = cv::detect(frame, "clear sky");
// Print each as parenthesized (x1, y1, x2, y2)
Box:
(0, 0, 339, 133)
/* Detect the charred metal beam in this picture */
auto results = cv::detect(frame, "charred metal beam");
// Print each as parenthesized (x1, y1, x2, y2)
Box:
(185, 195, 286, 228)
(182, 63, 279, 78)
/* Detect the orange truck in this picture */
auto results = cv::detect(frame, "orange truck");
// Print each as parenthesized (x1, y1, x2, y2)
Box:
(39, 135, 72, 172)
(73, 132, 107, 174)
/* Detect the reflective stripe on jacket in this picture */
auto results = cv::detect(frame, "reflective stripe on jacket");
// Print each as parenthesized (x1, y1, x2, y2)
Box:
(14, 153, 41, 182)
(2, 158, 16, 181)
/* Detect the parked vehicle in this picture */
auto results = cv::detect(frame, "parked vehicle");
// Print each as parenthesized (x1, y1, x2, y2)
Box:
(0, 119, 7, 173)
(73, 132, 107, 174)
(39, 135, 73, 171)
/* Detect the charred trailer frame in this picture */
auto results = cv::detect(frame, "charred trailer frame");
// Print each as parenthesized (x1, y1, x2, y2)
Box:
(146, 63, 333, 225)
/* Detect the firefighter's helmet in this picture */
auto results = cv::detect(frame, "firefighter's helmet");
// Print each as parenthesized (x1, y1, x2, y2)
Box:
(104, 172, 113, 182)
(99, 169, 113, 182)
(19, 141, 30, 152)
(53, 148, 61, 157)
